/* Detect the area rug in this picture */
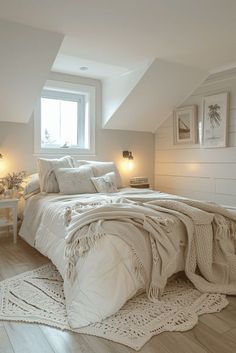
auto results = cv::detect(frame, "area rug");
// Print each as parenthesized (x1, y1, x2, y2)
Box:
(0, 264, 228, 350)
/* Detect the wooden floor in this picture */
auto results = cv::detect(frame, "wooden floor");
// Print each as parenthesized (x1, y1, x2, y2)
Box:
(0, 234, 236, 353)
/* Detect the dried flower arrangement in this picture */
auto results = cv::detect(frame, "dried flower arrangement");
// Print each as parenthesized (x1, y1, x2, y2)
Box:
(3, 171, 26, 190)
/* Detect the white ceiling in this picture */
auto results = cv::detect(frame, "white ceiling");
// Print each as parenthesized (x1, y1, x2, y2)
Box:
(0, 1, 235, 129)
(53, 54, 131, 79)
(1, 0, 236, 75)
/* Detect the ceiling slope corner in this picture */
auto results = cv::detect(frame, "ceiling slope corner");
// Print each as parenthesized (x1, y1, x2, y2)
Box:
(0, 18, 64, 123)
(102, 59, 153, 127)
(104, 59, 208, 132)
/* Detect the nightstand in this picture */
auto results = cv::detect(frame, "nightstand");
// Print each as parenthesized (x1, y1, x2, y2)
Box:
(0, 198, 18, 243)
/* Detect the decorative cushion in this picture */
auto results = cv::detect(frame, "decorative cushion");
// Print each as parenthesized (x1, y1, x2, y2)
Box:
(55, 166, 96, 194)
(75, 160, 123, 188)
(22, 173, 40, 198)
(37, 156, 74, 193)
(91, 172, 118, 193)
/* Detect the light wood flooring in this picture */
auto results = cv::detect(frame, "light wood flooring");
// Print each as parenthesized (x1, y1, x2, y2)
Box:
(0, 234, 236, 353)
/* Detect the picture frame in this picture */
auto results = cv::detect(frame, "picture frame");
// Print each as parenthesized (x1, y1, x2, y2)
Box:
(202, 92, 229, 148)
(174, 105, 197, 144)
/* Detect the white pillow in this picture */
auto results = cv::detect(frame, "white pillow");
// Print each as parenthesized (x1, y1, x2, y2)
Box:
(22, 173, 40, 197)
(55, 166, 96, 194)
(75, 160, 123, 188)
(37, 156, 74, 193)
(91, 172, 118, 193)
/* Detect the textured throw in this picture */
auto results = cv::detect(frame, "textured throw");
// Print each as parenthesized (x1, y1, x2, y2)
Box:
(65, 197, 236, 298)
(0, 264, 228, 350)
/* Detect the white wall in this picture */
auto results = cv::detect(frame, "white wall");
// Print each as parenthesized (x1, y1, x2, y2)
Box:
(155, 68, 236, 208)
(0, 72, 154, 187)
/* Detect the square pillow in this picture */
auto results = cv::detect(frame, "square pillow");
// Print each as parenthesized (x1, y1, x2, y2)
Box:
(91, 172, 118, 193)
(37, 156, 74, 193)
(55, 166, 96, 194)
(75, 160, 123, 188)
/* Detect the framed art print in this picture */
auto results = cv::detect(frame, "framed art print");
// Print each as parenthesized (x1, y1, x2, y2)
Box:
(174, 105, 197, 144)
(202, 92, 229, 148)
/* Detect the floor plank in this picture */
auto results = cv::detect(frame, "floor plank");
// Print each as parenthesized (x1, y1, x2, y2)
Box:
(0, 234, 236, 353)
(0, 323, 14, 353)
(40, 325, 133, 353)
(184, 321, 236, 353)
(199, 312, 232, 334)
(152, 331, 208, 353)
(222, 327, 236, 344)
(4, 322, 56, 353)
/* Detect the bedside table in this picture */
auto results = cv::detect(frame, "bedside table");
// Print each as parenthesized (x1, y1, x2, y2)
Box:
(0, 198, 18, 243)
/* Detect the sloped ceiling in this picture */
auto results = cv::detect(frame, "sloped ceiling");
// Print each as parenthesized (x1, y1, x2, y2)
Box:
(1, 1, 236, 129)
(102, 61, 152, 126)
(103, 59, 208, 132)
(0, 19, 63, 123)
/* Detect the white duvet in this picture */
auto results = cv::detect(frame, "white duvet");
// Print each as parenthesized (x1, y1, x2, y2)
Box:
(19, 189, 186, 328)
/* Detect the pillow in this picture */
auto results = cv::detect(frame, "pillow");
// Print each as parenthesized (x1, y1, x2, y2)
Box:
(22, 173, 40, 198)
(37, 156, 74, 193)
(55, 166, 96, 194)
(91, 172, 118, 193)
(75, 160, 123, 188)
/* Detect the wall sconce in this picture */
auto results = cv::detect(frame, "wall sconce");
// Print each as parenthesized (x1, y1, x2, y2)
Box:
(0, 154, 3, 159)
(122, 150, 134, 171)
(122, 151, 133, 160)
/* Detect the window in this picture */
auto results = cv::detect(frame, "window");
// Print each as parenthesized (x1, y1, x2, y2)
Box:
(34, 80, 95, 155)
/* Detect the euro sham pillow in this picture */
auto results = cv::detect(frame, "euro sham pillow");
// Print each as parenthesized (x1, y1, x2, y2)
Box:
(55, 166, 96, 194)
(91, 172, 118, 193)
(37, 156, 74, 193)
(75, 160, 123, 188)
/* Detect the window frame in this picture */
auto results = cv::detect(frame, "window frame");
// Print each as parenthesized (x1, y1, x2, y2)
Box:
(34, 80, 95, 155)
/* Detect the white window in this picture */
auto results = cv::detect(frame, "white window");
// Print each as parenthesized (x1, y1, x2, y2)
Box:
(34, 80, 95, 155)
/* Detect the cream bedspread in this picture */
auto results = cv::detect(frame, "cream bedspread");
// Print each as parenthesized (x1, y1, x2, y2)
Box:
(19, 189, 236, 329)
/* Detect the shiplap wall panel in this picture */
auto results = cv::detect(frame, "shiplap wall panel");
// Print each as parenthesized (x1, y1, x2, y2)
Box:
(154, 69, 236, 208)
(215, 178, 236, 196)
(156, 175, 213, 192)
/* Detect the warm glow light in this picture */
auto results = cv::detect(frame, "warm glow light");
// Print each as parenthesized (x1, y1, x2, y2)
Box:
(0, 155, 8, 176)
(188, 163, 199, 171)
(127, 159, 134, 171)
(120, 159, 134, 172)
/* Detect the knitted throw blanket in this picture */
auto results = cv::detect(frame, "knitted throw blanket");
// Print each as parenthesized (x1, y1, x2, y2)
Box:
(65, 196, 236, 299)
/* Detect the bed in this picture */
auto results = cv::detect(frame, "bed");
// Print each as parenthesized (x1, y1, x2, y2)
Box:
(19, 188, 187, 327)
(19, 157, 236, 330)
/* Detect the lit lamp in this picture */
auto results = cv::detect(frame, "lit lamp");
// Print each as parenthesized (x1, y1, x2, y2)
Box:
(0, 153, 5, 176)
(122, 150, 134, 171)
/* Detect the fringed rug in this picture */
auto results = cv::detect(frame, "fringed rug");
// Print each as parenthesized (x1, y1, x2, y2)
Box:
(0, 264, 228, 351)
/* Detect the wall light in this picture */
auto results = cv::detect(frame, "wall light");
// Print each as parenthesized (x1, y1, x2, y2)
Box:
(122, 150, 134, 171)
(122, 151, 133, 160)
(0, 154, 3, 159)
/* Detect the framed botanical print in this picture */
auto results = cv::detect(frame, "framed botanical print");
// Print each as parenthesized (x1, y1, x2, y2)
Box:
(202, 92, 229, 148)
(174, 105, 197, 144)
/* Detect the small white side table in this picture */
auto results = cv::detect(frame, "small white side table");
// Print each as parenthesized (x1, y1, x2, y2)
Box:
(0, 198, 18, 243)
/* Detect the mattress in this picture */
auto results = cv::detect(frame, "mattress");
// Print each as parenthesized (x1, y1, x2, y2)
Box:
(19, 188, 187, 327)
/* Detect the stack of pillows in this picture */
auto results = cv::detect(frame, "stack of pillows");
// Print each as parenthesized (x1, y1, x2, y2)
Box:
(23, 156, 123, 198)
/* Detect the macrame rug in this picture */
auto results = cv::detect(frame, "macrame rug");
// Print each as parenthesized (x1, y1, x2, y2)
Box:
(0, 264, 228, 351)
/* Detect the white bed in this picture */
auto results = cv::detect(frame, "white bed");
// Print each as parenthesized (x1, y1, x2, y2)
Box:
(19, 188, 187, 328)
